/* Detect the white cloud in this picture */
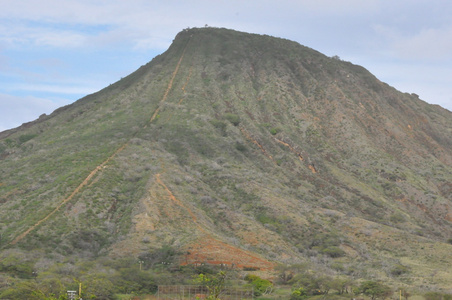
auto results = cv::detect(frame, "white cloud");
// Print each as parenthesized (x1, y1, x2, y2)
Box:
(11, 83, 97, 95)
(0, 0, 189, 50)
(393, 26, 452, 60)
(0, 22, 86, 48)
(0, 93, 65, 131)
(294, 0, 380, 15)
(0, 0, 111, 24)
(371, 1, 452, 62)
(34, 30, 87, 48)
(360, 60, 452, 111)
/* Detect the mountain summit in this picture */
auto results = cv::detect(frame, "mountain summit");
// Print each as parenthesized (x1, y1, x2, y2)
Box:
(1, 27, 451, 290)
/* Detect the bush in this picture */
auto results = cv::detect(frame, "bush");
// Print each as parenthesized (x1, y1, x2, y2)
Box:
(320, 246, 345, 258)
(389, 213, 405, 223)
(224, 113, 240, 126)
(290, 287, 307, 300)
(0, 254, 35, 279)
(193, 271, 226, 300)
(269, 127, 281, 135)
(235, 142, 247, 152)
(288, 272, 331, 296)
(308, 232, 346, 258)
(18, 134, 38, 145)
(424, 292, 443, 300)
(211, 119, 227, 135)
(244, 274, 273, 296)
(138, 245, 180, 269)
(390, 264, 409, 276)
(112, 268, 157, 295)
(82, 275, 117, 300)
(423, 292, 452, 300)
(355, 281, 392, 300)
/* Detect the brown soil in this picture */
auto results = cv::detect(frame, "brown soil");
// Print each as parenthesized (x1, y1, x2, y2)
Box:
(181, 235, 276, 271)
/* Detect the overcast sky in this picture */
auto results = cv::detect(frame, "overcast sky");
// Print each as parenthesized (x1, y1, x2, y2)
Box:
(1, 0, 451, 132)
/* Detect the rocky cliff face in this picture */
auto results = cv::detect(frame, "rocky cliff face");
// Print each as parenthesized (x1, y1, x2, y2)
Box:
(0, 27, 451, 288)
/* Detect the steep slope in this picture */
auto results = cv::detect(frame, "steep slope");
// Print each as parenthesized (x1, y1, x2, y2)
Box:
(0, 27, 451, 289)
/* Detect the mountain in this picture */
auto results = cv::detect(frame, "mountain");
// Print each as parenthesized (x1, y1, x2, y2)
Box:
(1, 27, 451, 293)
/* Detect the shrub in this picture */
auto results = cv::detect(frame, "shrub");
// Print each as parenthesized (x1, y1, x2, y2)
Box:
(390, 264, 409, 276)
(18, 134, 38, 145)
(138, 245, 180, 269)
(269, 127, 281, 135)
(308, 232, 346, 257)
(389, 213, 405, 223)
(235, 142, 247, 152)
(424, 292, 443, 300)
(193, 271, 226, 300)
(320, 246, 345, 258)
(211, 119, 227, 135)
(355, 281, 392, 300)
(244, 274, 273, 296)
(112, 268, 157, 294)
(290, 287, 307, 300)
(288, 272, 331, 296)
(82, 275, 116, 300)
(224, 113, 240, 126)
(0, 254, 35, 279)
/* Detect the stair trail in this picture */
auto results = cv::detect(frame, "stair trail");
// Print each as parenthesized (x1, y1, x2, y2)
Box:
(178, 66, 193, 105)
(9, 39, 191, 246)
(162, 64, 193, 123)
(149, 46, 188, 123)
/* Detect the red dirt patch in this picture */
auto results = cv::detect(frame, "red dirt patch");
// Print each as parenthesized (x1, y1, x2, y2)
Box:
(181, 236, 276, 271)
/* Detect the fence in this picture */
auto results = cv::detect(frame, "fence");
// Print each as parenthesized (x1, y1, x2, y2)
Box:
(157, 285, 254, 300)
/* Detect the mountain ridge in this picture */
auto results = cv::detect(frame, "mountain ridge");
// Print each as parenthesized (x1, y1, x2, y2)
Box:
(1, 27, 452, 293)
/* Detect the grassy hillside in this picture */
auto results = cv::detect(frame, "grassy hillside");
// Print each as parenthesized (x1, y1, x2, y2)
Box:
(0, 27, 451, 298)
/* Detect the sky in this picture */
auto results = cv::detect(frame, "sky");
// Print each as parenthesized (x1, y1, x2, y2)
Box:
(1, 0, 451, 132)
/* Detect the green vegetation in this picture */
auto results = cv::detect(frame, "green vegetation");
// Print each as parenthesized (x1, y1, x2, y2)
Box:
(244, 274, 272, 296)
(354, 281, 392, 300)
(0, 248, 449, 299)
(193, 271, 227, 300)
(224, 113, 240, 126)
(269, 127, 282, 135)
(0, 26, 451, 299)
(290, 287, 308, 300)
